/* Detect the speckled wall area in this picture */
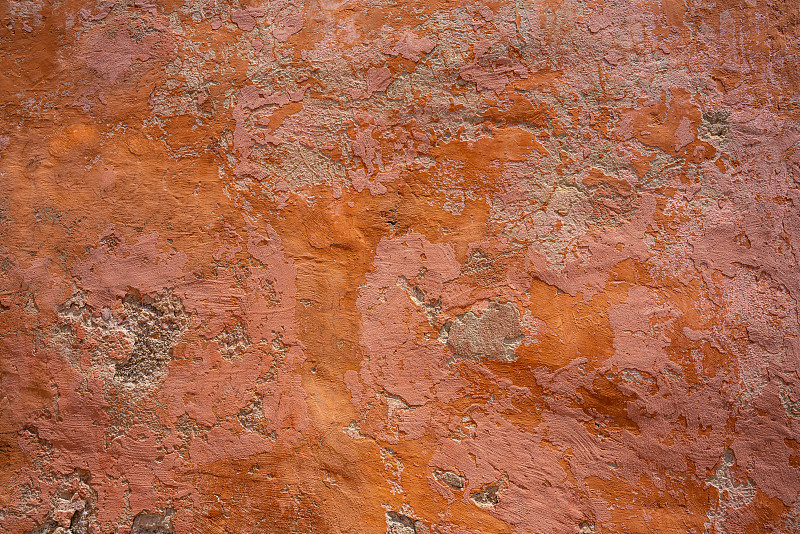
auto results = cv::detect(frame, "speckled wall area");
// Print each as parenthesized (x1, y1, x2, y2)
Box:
(1, 1, 799, 533)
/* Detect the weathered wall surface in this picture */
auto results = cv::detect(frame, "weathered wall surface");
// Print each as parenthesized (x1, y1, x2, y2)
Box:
(1, 1, 800, 533)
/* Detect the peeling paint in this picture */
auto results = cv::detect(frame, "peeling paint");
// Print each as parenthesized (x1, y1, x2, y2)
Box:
(2, 0, 800, 533)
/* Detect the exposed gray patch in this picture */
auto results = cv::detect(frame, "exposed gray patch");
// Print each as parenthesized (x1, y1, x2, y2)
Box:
(131, 510, 174, 534)
(114, 291, 189, 384)
(175, 413, 205, 439)
(343, 420, 365, 440)
(69, 508, 89, 534)
(779, 383, 800, 420)
(237, 396, 275, 439)
(433, 469, 465, 490)
(24, 471, 96, 534)
(54, 290, 189, 386)
(448, 415, 477, 441)
(705, 448, 756, 533)
(213, 320, 251, 360)
(700, 110, 730, 139)
(385, 511, 421, 534)
(439, 301, 523, 362)
(26, 521, 58, 534)
(785, 498, 800, 533)
(470, 484, 500, 508)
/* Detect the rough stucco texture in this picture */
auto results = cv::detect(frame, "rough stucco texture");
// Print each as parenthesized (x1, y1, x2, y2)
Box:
(2, 1, 800, 533)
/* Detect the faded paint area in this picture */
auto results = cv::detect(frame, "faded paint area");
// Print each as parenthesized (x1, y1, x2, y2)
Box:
(1, 1, 800, 533)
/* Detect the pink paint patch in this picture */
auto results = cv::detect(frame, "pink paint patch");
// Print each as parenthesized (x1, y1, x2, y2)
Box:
(231, 10, 256, 32)
(385, 32, 435, 62)
(674, 116, 695, 151)
(366, 67, 392, 95)
(273, 15, 303, 42)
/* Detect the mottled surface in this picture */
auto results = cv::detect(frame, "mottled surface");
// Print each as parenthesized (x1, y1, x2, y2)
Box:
(1, 1, 800, 533)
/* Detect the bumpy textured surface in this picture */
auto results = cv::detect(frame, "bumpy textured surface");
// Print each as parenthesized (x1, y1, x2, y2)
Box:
(2, 1, 800, 533)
